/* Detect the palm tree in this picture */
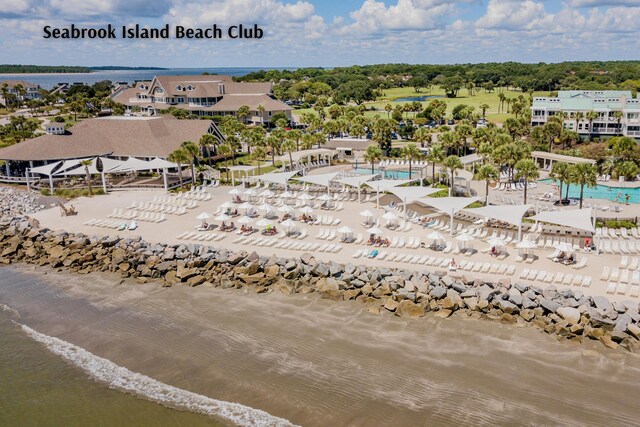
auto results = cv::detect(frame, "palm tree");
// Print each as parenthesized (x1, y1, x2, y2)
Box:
(514, 159, 539, 204)
(443, 155, 463, 196)
(586, 111, 598, 140)
(569, 163, 597, 208)
(613, 111, 624, 136)
(549, 161, 571, 202)
(497, 93, 506, 113)
(237, 105, 251, 124)
(79, 159, 94, 195)
(217, 143, 232, 181)
(287, 128, 303, 151)
(364, 145, 383, 174)
(614, 160, 639, 182)
(425, 143, 445, 185)
(180, 141, 200, 184)
(282, 138, 296, 169)
(257, 104, 265, 125)
(252, 146, 266, 175)
(401, 143, 421, 179)
(199, 134, 217, 163)
(385, 103, 393, 119)
(479, 103, 490, 118)
(574, 111, 584, 135)
(167, 148, 189, 189)
(476, 164, 499, 205)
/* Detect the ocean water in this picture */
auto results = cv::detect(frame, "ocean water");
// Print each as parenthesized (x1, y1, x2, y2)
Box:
(0, 67, 292, 89)
(2, 265, 640, 426)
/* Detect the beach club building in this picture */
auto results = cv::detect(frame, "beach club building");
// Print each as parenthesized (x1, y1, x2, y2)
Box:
(0, 80, 43, 103)
(531, 90, 640, 139)
(0, 115, 224, 190)
(112, 74, 293, 124)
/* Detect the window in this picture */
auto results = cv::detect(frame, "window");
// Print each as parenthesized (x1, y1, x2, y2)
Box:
(176, 85, 183, 91)
(187, 85, 194, 91)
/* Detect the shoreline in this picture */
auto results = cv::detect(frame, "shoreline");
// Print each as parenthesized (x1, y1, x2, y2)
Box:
(1, 216, 640, 353)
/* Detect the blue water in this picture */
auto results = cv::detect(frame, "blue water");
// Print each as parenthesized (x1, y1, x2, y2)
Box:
(540, 178, 640, 204)
(393, 95, 443, 102)
(0, 67, 291, 89)
(353, 167, 419, 179)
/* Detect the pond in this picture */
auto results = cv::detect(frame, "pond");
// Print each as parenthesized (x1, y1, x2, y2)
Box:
(393, 95, 444, 102)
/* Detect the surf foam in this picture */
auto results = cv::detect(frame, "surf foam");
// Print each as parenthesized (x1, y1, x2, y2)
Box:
(21, 324, 297, 427)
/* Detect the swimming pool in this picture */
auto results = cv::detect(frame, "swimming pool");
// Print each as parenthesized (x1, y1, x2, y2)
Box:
(393, 95, 443, 102)
(539, 179, 640, 204)
(353, 168, 419, 179)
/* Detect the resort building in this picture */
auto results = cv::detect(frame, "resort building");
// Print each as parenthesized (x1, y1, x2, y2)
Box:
(112, 75, 293, 124)
(0, 115, 224, 178)
(0, 80, 43, 102)
(531, 90, 640, 139)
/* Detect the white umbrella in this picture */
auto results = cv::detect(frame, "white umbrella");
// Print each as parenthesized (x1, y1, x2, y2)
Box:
(516, 239, 537, 249)
(228, 188, 242, 195)
(298, 193, 314, 201)
(256, 218, 273, 227)
(360, 209, 374, 218)
(317, 194, 332, 201)
(214, 213, 231, 222)
(238, 202, 254, 210)
(366, 226, 383, 235)
(281, 218, 296, 230)
(243, 189, 256, 196)
(299, 206, 314, 214)
(427, 231, 445, 241)
(259, 189, 275, 197)
(382, 211, 398, 220)
(554, 242, 575, 253)
(488, 237, 506, 247)
(220, 201, 233, 209)
(196, 212, 211, 220)
(278, 205, 294, 213)
(237, 216, 253, 224)
(280, 191, 294, 198)
(455, 233, 474, 242)
(337, 225, 353, 234)
(257, 203, 274, 212)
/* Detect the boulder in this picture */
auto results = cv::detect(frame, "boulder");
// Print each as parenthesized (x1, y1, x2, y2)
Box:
(395, 300, 425, 319)
(557, 307, 581, 325)
(539, 299, 560, 314)
(317, 278, 342, 300)
(592, 296, 612, 313)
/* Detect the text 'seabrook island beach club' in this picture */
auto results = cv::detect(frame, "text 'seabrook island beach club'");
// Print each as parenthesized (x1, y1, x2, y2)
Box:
(2, 1, 640, 426)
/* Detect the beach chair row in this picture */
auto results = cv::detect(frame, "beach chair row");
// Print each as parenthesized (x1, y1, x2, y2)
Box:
(83, 219, 127, 229)
(310, 215, 341, 226)
(596, 227, 640, 239)
(601, 266, 640, 284)
(598, 239, 640, 255)
(175, 191, 212, 201)
(519, 268, 592, 288)
(150, 195, 194, 207)
(389, 236, 422, 249)
(108, 208, 166, 223)
(458, 261, 516, 275)
(234, 236, 343, 253)
(130, 202, 190, 215)
(606, 282, 640, 297)
(176, 231, 225, 242)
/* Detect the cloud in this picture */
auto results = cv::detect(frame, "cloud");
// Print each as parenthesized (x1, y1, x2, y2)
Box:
(0, 0, 172, 18)
(569, 0, 640, 6)
(475, 0, 550, 30)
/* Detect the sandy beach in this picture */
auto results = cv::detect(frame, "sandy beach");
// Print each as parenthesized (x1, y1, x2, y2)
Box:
(1, 263, 640, 426)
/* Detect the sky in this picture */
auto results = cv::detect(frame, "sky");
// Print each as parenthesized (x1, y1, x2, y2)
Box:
(1, 0, 640, 68)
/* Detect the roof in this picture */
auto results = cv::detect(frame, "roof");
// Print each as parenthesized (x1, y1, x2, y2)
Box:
(336, 173, 380, 188)
(530, 208, 595, 233)
(0, 116, 215, 161)
(255, 170, 301, 186)
(275, 148, 334, 163)
(209, 94, 292, 112)
(532, 90, 640, 111)
(295, 172, 341, 188)
(387, 186, 443, 203)
(531, 151, 596, 165)
(558, 90, 633, 98)
(363, 178, 421, 192)
(0, 80, 39, 89)
(464, 204, 531, 227)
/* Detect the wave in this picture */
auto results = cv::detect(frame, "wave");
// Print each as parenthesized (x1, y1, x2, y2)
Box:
(20, 324, 297, 427)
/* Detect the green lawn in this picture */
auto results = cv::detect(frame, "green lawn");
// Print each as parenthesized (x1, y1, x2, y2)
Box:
(292, 86, 551, 124)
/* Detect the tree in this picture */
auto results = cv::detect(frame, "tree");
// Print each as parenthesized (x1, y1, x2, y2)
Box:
(180, 141, 200, 184)
(586, 111, 598, 140)
(412, 127, 432, 147)
(611, 136, 637, 161)
(167, 148, 189, 188)
(574, 111, 584, 135)
(569, 163, 597, 209)
(614, 160, 639, 181)
(384, 103, 393, 119)
(514, 159, 539, 204)
(498, 93, 506, 113)
(252, 146, 266, 175)
(549, 161, 571, 202)
(370, 118, 395, 154)
(402, 143, 421, 178)
(256, 104, 265, 124)
(217, 143, 232, 181)
(282, 137, 296, 169)
(363, 145, 383, 174)
(443, 155, 463, 196)
(79, 159, 94, 196)
(237, 105, 251, 124)
(613, 111, 624, 136)
(476, 164, 499, 205)
(479, 103, 490, 118)
(426, 144, 445, 185)
(0, 83, 9, 109)
(199, 134, 218, 163)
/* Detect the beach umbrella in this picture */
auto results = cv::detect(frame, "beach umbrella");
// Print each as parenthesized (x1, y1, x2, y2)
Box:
(487, 236, 506, 247)
(298, 193, 314, 201)
(299, 206, 314, 214)
(455, 232, 474, 249)
(243, 188, 256, 196)
(382, 211, 398, 220)
(516, 238, 537, 255)
(257, 203, 274, 212)
(427, 231, 445, 242)
(317, 194, 332, 201)
(278, 205, 294, 213)
(366, 225, 383, 235)
(281, 218, 296, 234)
(237, 216, 253, 224)
(256, 218, 273, 227)
(259, 189, 275, 198)
(228, 188, 242, 195)
(214, 213, 231, 222)
(238, 202, 254, 210)
(337, 225, 353, 234)
(554, 242, 575, 253)
(196, 212, 211, 221)
(280, 191, 294, 198)
(360, 209, 374, 218)
(219, 201, 233, 209)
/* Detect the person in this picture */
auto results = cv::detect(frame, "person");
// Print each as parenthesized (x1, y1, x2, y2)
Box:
(490, 246, 497, 257)
(626, 194, 630, 205)
(449, 258, 457, 271)
(221, 221, 227, 231)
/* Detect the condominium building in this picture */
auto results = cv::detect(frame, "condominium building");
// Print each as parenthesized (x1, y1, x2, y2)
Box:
(112, 74, 292, 124)
(531, 90, 640, 139)
(0, 80, 43, 102)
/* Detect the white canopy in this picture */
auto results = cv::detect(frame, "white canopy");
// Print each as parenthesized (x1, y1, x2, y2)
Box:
(243, 189, 256, 196)
(530, 208, 595, 233)
(259, 189, 275, 197)
(228, 188, 242, 195)
(196, 212, 211, 220)
(516, 239, 537, 249)
(255, 170, 301, 186)
(258, 203, 273, 212)
(237, 216, 253, 224)
(55, 158, 100, 176)
(220, 201, 233, 209)
(337, 226, 353, 234)
(488, 237, 506, 247)
(238, 202, 254, 210)
(147, 157, 178, 169)
(214, 213, 231, 221)
(296, 172, 341, 188)
(417, 196, 479, 215)
(109, 157, 153, 173)
(382, 211, 398, 220)
(555, 242, 575, 253)
(465, 204, 532, 228)
(387, 186, 443, 204)
(30, 161, 62, 176)
(364, 178, 420, 192)
(298, 193, 314, 200)
(99, 157, 126, 173)
(277, 205, 295, 213)
(317, 194, 333, 201)
(427, 231, 445, 241)
(281, 218, 296, 228)
(336, 173, 379, 188)
(366, 226, 383, 235)
(455, 233, 474, 242)
(280, 191, 294, 198)
(359, 209, 374, 217)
